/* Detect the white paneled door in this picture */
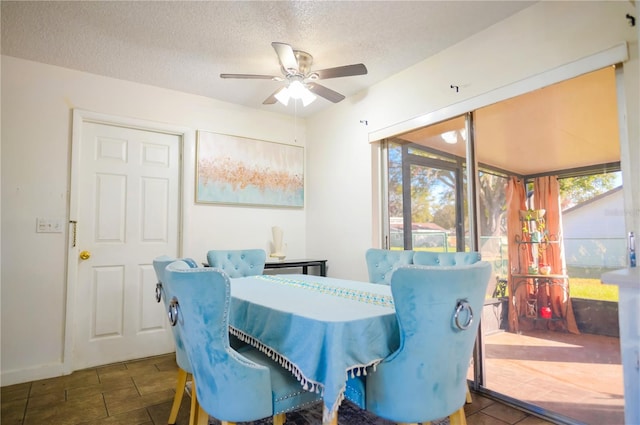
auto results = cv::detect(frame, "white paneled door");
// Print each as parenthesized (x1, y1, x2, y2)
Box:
(70, 118, 181, 370)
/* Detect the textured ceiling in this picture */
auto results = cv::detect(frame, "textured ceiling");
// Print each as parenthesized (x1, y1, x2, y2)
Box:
(1, 0, 536, 117)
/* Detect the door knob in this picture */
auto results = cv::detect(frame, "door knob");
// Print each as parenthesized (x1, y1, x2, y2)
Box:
(79, 250, 91, 260)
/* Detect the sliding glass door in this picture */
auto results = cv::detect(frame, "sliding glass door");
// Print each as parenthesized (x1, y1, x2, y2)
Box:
(386, 115, 468, 252)
(379, 66, 625, 424)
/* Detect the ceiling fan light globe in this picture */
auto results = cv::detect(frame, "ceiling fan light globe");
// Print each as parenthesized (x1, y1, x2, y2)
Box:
(275, 88, 290, 106)
(301, 90, 317, 107)
(441, 130, 458, 144)
(288, 80, 306, 99)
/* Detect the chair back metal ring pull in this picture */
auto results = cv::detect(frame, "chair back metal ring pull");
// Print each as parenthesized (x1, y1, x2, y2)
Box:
(454, 300, 473, 330)
(168, 298, 179, 326)
(155, 282, 162, 303)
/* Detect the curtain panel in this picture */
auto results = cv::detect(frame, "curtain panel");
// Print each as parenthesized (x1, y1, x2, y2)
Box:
(506, 177, 528, 332)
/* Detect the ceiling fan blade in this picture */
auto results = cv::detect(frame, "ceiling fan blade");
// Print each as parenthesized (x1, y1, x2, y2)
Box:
(313, 64, 367, 80)
(220, 73, 280, 80)
(307, 83, 345, 103)
(272, 42, 298, 73)
(263, 87, 286, 105)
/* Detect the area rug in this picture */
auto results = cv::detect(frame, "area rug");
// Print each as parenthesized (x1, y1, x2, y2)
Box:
(209, 400, 449, 425)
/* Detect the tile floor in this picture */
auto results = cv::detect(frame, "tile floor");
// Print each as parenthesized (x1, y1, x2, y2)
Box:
(1, 353, 556, 425)
(483, 330, 624, 425)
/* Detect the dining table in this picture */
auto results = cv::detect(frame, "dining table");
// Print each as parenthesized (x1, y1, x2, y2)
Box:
(228, 273, 400, 424)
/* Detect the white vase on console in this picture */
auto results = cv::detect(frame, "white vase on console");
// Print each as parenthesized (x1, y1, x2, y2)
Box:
(270, 226, 286, 260)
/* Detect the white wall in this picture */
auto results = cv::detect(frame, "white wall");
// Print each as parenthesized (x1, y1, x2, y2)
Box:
(563, 189, 626, 239)
(305, 1, 639, 281)
(562, 189, 627, 268)
(2, 0, 639, 385)
(0, 58, 307, 384)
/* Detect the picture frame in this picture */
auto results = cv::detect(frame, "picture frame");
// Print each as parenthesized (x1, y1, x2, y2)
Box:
(196, 131, 304, 208)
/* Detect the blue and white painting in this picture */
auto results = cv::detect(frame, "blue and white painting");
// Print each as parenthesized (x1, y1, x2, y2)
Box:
(196, 131, 304, 208)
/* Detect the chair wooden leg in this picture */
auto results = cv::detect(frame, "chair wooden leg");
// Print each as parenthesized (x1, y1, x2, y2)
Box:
(448, 407, 467, 425)
(196, 404, 210, 425)
(190, 378, 199, 425)
(169, 368, 188, 425)
(273, 412, 286, 425)
(465, 386, 473, 404)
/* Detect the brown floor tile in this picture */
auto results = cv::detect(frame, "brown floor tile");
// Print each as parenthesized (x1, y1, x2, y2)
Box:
(147, 397, 192, 425)
(103, 386, 142, 415)
(1, 397, 28, 424)
(0, 351, 588, 425)
(67, 377, 137, 400)
(124, 356, 170, 376)
(1, 382, 31, 402)
(104, 385, 175, 416)
(132, 369, 178, 395)
(66, 368, 102, 385)
(79, 406, 151, 424)
(29, 370, 100, 397)
(466, 411, 512, 425)
(153, 356, 180, 373)
(464, 393, 496, 416)
(97, 362, 128, 377)
(23, 393, 108, 425)
(480, 402, 528, 424)
(26, 389, 66, 409)
(97, 366, 133, 382)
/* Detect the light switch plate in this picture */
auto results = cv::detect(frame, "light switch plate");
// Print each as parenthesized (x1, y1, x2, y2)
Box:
(36, 217, 64, 233)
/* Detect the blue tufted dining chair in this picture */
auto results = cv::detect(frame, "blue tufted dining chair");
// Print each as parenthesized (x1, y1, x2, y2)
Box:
(412, 251, 482, 404)
(346, 262, 492, 425)
(206, 249, 267, 278)
(164, 260, 322, 425)
(153, 255, 199, 425)
(412, 251, 481, 266)
(365, 248, 414, 285)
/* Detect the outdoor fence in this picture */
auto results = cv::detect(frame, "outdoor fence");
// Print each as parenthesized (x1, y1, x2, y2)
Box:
(391, 231, 628, 278)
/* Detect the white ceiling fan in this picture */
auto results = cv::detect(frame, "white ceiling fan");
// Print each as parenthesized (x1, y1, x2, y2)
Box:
(220, 42, 368, 106)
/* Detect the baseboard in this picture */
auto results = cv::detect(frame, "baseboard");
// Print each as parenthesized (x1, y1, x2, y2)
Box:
(1, 362, 65, 387)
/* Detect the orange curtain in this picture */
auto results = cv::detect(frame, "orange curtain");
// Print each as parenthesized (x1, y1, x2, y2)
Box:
(506, 177, 528, 332)
(533, 176, 580, 334)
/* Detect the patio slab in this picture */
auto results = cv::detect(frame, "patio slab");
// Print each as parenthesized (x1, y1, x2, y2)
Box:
(482, 330, 624, 425)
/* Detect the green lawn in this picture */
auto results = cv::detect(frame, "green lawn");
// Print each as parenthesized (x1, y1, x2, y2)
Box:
(489, 276, 619, 302)
(569, 277, 619, 302)
(394, 247, 619, 301)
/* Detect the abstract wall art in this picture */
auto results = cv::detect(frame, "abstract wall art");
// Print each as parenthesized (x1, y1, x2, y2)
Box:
(196, 131, 304, 207)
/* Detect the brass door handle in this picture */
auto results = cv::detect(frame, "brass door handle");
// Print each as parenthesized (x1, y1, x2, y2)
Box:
(79, 250, 91, 260)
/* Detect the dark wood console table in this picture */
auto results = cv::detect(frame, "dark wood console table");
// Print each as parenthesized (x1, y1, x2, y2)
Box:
(265, 258, 327, 276)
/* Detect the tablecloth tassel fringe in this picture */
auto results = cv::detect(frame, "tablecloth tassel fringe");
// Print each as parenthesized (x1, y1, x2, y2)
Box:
(348, 366, 364, 378)
(230, 327, 325, 400)
(324, 392, 344, 424)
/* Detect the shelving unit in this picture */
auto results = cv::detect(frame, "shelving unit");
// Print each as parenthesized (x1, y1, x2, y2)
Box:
(512, 210, 570, 330)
